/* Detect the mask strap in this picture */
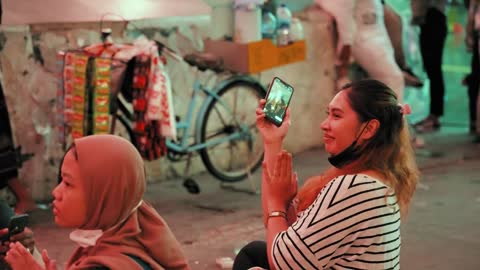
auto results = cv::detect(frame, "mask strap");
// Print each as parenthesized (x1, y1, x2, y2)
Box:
(352, 120, 370, 145)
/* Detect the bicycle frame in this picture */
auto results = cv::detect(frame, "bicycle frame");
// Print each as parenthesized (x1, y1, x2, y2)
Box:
(166, 75, 258, 154)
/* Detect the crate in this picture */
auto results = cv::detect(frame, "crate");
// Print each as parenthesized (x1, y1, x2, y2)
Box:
(204, 39, 306, 74)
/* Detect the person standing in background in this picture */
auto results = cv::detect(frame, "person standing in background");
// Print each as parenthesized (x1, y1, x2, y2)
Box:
(463, 0, 480, 136)
(465, 0, 480, 142)
(315, 0, 405, 102)
(411, 0, 448, 133)
(0, 83, 37, 214)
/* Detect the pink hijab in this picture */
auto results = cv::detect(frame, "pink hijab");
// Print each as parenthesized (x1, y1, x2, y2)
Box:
(65, 135, 190, 270)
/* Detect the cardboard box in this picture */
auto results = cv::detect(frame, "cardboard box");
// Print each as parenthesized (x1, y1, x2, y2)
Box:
(204, 39, 306, 74)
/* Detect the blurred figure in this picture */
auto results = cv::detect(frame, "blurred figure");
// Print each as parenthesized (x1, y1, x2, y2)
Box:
(411, 0, 448, 133)
(0, 83, 36, 214)
(316, 0, 404, 102)
(465, 0, 480, 142)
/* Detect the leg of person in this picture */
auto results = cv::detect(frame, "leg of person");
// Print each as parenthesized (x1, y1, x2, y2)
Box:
(475, 38, 480, 143)
(475, 90, 480, 143)
(383, 4, 406, 69)
(468, 37, 480, 133)
(416, 8, 447, 132)
(427, 8, 448, 118)
(383, 4, 423, 87)
(233, 241, 270, 270)
(352, 38, 405, 102)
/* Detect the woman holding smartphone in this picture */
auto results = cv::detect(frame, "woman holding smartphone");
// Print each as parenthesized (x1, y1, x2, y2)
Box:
(5, 135, 190, 270)
(233, 79, 419, 269)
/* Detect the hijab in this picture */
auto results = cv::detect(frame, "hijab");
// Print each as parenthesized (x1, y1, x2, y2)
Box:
(65, 135, 190, 270)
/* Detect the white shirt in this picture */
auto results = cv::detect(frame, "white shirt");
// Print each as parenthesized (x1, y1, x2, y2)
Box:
(315, 0, 387, 50)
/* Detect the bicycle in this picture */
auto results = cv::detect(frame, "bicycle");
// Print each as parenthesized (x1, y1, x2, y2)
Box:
(110, 40, 267, 190)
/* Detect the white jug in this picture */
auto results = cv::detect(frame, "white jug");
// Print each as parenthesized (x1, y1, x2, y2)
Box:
(234, 3, 262, 43)
(204, 0, 235, 40)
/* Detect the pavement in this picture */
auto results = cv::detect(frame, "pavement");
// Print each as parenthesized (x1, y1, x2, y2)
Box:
(25, 128, 480, 270)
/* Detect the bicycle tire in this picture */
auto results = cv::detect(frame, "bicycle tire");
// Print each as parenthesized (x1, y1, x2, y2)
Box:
(198, 79, 266, 182)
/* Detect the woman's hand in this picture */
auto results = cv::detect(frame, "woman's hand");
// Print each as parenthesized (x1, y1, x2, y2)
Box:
(263, 151, 298, 212)
(256, 99, 291, 145)
(5, 242, 42, 270)
(9, 228, 35, 254)
(0, 227, 35, 256)
(41, 249, 57, 270)
(5, 242, 56, 270)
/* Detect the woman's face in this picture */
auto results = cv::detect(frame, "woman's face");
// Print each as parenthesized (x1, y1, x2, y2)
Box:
(52, 150, 87, 228)
(321, 91, 363, 155)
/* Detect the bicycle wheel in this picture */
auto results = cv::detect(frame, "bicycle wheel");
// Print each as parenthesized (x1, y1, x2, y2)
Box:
(198, 80, 266, 182)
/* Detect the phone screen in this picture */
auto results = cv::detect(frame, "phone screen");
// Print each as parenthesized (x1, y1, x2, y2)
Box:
(263, 77, 294, 127)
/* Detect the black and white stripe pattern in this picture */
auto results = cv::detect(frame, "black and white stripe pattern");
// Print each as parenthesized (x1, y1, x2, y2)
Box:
(272, 174, 401, 270)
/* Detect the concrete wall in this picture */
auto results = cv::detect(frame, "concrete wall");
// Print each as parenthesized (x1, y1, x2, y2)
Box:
(0, 6, 336, 200)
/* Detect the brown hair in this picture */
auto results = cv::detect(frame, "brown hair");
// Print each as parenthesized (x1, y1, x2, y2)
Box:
(57, 143, 78, 184)
(297, 79, 419, 217)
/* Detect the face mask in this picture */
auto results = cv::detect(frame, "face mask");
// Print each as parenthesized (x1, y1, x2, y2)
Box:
(327, 140, 361, 168)
(69, 200, 144, 247)
(69, 229, 103, 248)
(327, 121, 370, 168)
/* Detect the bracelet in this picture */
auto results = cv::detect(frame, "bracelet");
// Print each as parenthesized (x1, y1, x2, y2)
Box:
(267, 211, 287, 222)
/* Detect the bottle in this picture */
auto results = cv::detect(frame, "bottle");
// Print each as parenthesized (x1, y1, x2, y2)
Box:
(275, 3, 292, 46)
(276, 26, 290, 46)
(276, 3, 292, 30)
(234, 2, 262, 43)
(289, 17, 304, 41)
(261, 10, 277, 39)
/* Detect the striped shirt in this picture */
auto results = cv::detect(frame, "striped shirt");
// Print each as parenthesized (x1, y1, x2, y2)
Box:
(272, 174, 401, 270)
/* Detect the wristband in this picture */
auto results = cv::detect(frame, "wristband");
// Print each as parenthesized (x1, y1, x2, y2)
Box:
(268, 211, 287, 222)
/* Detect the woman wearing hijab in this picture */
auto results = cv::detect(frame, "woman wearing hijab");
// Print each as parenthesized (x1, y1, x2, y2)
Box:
(5, 134, 190, 270)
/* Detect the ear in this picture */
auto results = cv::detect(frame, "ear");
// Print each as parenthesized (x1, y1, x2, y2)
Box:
(359, 119, 380, 140)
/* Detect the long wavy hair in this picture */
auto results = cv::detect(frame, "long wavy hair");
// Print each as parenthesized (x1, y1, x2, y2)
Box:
(297, 79, 419, 218)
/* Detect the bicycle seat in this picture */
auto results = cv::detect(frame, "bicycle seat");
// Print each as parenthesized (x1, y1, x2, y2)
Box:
(183, 52, 225, 73)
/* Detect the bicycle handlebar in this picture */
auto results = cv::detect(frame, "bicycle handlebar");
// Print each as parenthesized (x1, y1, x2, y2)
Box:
(154, 40, 183, 62)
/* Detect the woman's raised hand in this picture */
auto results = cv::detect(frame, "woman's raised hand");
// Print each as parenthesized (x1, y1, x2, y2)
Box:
(256, 99, 291, 145)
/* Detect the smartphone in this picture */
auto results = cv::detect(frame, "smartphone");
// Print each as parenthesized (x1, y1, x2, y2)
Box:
(0, 214, 29, 243)
(9, 214, 29, 236)
(263, 77, 294, 127)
